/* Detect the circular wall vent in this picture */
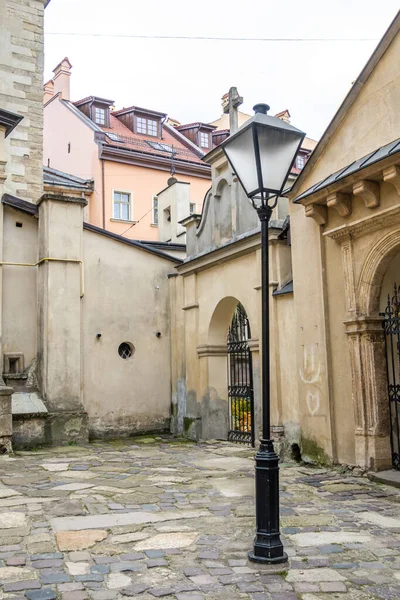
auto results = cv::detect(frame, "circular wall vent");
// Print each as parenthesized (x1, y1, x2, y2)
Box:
(118, 342, 135, 359)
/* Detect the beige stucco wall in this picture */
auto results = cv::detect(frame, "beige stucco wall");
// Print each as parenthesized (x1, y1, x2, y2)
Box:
(0, 0, 46, 201)
(171, 235, 299, 441)
(297, 31, 400, 196)
(288, 24, 400, 468)
(2, 206, 38, 370)
(82, 229, 176, 438)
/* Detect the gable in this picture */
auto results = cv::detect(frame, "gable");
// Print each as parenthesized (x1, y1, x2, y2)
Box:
(293, 12, 400, 198)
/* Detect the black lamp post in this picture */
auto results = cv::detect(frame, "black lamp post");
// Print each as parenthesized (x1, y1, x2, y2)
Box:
(221, 103, 305, 564)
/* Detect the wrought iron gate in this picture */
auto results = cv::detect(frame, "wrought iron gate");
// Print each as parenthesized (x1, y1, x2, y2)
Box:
(227, 304, 255, 446)
(383, 283, 400, 469)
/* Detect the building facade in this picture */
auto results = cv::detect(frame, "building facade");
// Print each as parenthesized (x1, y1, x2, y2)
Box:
(43, 60, 211, 241)
(169, 11, 400, 473)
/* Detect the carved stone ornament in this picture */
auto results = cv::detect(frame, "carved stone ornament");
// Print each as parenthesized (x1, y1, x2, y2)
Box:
(353, 180, 380, 208)
(305, 203, 327, 225)
(383, 165, 400, 195)
(326, 192, 352, 217)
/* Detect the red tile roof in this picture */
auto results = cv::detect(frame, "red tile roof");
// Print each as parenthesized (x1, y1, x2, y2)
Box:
(101, 115, 204, 165)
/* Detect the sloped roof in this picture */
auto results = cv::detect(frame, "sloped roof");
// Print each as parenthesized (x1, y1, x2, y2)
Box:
(289, 9, 400, 199)
(100, 115, 205, 165)
(43, 167, 94, 192)
(293, 136, 400, 203)
(176, 122, 216, 131)
(83, 222, 182, 264)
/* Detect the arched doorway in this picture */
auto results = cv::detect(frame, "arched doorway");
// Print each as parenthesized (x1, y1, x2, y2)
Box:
(227, 303, 255, 446)
(205, 297, 257, 444)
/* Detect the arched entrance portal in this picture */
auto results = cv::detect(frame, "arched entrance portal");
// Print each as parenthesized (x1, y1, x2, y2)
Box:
(205, 297, 257, 444)
(227, 304, 255, 446)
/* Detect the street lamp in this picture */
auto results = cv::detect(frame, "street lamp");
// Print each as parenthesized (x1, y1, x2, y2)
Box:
(221, 103, 305, 564)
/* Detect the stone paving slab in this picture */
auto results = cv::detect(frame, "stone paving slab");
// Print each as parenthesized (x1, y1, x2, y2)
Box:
(1, 437, 400, 599)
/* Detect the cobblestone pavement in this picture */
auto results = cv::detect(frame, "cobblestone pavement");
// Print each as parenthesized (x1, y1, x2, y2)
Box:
(1, 438, 400, 600)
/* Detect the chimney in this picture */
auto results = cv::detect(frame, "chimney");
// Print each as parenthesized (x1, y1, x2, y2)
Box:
(275, 109, 291, 124)
(43, 79, 54, 104)
(53, 57, 72, 100)
(221, 92, 229, 113)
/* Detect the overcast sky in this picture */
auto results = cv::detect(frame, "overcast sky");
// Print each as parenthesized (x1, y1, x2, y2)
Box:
(44, 1, 399, 141)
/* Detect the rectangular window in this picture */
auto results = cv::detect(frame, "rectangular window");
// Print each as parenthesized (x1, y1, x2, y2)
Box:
(190, 202, 196, 214)
(137, 117, 158, 137)
(200, 132, 209, 148)
(95, 107, 106, 125)
(113, 191, 131, 220)
(296, 155, 305, 169)
(152, 196, 158, 225)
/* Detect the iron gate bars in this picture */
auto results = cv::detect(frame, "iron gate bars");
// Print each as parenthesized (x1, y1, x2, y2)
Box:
(383, 282, 400, 470)
(227, 304, 255, 446)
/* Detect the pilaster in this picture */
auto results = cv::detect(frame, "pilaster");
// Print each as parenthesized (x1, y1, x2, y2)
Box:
(37, 193, 88, 444)
(345, 317, 391, 470)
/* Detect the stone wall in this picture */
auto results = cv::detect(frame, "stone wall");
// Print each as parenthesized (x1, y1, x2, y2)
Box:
(0, 0, 46, 201)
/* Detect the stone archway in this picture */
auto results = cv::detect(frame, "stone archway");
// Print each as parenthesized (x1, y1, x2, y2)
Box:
(346, 229, 400, 470)
(197, 297, 256, 440)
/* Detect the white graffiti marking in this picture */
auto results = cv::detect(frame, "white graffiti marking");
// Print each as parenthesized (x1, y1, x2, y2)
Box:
(306, 391, 320, 416)
(299, 344, 321, 384)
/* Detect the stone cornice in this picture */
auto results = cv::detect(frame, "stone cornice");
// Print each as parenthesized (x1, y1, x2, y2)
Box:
(99, 144, 211, 180)
(177, 232, 260, 275)
(197, 344, 227, 357)
(182, 303, 199, 311)
(323, 204, 400, 241)
(353, 180, 380, 208)
(38, 193, 88, 207)
(300, 154, 400, 228)
(344, 316, 384, 335)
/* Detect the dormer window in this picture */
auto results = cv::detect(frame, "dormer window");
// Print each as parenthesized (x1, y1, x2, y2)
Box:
(296, 154, 305, 169)
(137, 117, 158, 137)
(95, 107, 106, 125)
(200, 132, 210, 149)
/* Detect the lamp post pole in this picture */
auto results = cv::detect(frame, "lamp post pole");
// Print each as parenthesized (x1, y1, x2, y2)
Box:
(220, 101, 305, 564)
(248, 199, 288, 565)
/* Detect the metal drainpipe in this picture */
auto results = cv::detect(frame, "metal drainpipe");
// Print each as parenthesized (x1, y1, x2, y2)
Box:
(101, 158, 105, 229)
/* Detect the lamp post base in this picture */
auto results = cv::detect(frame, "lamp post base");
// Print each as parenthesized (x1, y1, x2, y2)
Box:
(248, 439, 287, 565)
(248, 550, 288, 565)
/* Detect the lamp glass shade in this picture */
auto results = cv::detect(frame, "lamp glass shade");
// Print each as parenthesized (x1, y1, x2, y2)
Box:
(256, 124, 304, 194)
(222, 112, 306, 198)
(223, 126, 258, 197)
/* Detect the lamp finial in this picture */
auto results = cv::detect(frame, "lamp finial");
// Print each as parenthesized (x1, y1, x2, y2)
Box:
(253, 103, 270, 115)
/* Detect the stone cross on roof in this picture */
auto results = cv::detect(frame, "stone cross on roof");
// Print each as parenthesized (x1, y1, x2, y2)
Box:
(222, 87, 243, 134)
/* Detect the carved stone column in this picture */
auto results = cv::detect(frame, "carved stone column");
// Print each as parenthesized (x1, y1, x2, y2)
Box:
(345, 317, 391, 470)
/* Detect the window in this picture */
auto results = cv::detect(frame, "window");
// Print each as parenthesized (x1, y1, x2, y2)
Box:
(200, 132, 209, 148)
(113, 191, 131, 220)
(152, 196, 158, 225)
(107, 133, 122, 142)
(296, 154, 305, 169)
(146, 141, 174, 153)
(137, 117, 158, 137)
(94, 107, 106, 125)
(190, 202, 196, 214)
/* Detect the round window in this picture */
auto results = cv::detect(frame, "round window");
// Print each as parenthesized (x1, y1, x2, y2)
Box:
(118, 342, 135, 359)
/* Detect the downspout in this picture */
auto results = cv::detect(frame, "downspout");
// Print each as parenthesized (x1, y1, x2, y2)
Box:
(101, 158, 105, 229)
